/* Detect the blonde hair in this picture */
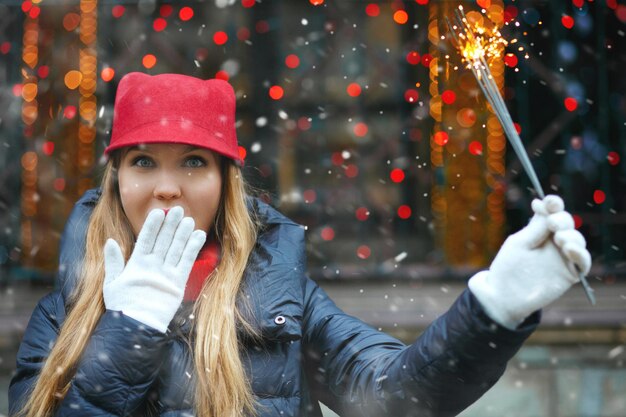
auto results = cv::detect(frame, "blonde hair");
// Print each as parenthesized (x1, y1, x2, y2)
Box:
(16, 154, 259, 417)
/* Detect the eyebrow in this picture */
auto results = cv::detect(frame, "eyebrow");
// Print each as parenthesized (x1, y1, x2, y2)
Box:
(125, 144, 200, 154)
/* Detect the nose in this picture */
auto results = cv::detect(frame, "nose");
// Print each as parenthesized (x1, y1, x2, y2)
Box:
(153, 175, 182, 200)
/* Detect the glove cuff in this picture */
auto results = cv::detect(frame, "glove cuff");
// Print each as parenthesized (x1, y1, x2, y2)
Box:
(468, 270, 525, 330)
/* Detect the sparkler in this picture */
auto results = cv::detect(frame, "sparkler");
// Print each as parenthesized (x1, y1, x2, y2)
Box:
(446, 6, 596, 305)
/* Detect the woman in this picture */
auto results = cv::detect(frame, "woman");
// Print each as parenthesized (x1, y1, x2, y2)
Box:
(9, 73, 591, 417)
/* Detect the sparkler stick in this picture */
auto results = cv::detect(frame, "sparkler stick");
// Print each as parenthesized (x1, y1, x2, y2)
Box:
(446, 7, 595, 305)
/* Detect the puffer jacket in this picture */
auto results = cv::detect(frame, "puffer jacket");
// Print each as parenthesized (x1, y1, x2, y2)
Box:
(9, 188, 539, 417)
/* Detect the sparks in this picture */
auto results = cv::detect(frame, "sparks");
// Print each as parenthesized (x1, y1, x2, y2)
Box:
(446, 6, 596, 305)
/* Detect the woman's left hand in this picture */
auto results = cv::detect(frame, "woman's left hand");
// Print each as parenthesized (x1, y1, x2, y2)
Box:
(468, 195, 592, 329)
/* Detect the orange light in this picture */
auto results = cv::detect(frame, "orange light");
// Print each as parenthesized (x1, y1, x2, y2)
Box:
(64, 70, 83, 89)
(142, 54, 157, 69)
(393, 10, 408, 24)
(21, 83, 38, 102)
(101, 67, 115, 82)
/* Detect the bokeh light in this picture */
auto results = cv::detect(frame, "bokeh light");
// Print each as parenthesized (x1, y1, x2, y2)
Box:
(355, 207, 370, 221)
(354, 122, 368, 137)
(179, 7, 194, 21)
(390, 168, 405, 183)
(214, 31, 228, 45)
(269, 85, 284, 100)
(365, 4, 380, 17)
(142, 54, 157, 69)
(406, 51, 420, 65)
(321, 227, 335, 241)
(100, 67, 114, 82)
(564, 97, 578, 111)
(153, 18, 167, 32)
(393, 10, 408, 25)
(111, 5, 125, 18)
(593, 190, 606, 204)
(397, 205, 412, 219)
(346, 82, 362, 97)
(64, 70, 83, 89)
(356, 245, 371, 259)
(433, 131, 449, 146)
(285, 54, 300, 68)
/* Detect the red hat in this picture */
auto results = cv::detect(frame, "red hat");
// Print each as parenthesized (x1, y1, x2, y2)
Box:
(105, 72, 241, 163)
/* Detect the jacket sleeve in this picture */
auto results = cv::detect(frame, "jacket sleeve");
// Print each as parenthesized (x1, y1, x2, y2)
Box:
(9, 291, 170, 417)
(301, 277, 539, 417)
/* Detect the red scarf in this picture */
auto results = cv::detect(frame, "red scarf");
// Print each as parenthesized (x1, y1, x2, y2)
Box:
(183, 240, 220, 302)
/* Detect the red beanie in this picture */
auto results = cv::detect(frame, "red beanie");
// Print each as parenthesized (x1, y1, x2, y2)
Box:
(105, 72, 241, 163)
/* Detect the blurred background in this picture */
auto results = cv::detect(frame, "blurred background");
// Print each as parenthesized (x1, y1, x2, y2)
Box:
(0, 0, 625, 416)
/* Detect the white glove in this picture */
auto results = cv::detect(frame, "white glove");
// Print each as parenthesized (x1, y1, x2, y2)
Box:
(468, 195, 592, 330)
(103, 206, 206, 333)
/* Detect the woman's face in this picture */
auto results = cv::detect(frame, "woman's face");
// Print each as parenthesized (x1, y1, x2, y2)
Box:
(118, 143, 223, 237)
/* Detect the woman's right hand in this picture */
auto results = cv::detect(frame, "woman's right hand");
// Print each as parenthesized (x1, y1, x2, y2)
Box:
(103, 206, 206, 333)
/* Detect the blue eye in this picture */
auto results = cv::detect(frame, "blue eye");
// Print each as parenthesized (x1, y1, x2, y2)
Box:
(184, 156, 206, 168)
(132, 156, 154, 168)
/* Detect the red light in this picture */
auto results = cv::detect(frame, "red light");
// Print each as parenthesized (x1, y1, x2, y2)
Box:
(215, 70, 229, 81)
(514, 122, 522, 135)
(179, 7, 194, 21)
(242, 0, 256, 7)
(297, 117, 311, 131)
(63, 105, 77, 119)
(42, 141, 54, 156)
(153, 18, 167, 32)
(112, 5, 125, 18)
(237, 27, 250, 41)
(238, 146, 247, 161)
(504, 53, 518, 67)
(347, 83, 362, 97)
(421, 53, 433, 67)
(269, 85, 284, 100)
(404, 89, 419, 103)
(561, 15, 575, 29)
(53, 178, 66, 192)
(355, 207, 370, 221)
(0, 42, 11, 55)
(37, 65, 49, 79)
(415, 0, 429, 5)
(468, 141, 483, 156)
(365, 4, 380, 17)
(214, 31, 228, 45)
(442, 90, 456, 105)
(390, 168, 405, 183)
(321, 227, 335, 241)
(331, 152, 344, 166)
(101, 67, 115, 82)
(607, 151, 620, 166)
(406, 51, 420, 65)
(160, 5, 173, 17)
(29, 6, 40, 19)
(345, 164, 359, 178)
(504, 5, 518, 23)
(433, 131, 449, 146)
(285, 54, 300, 69)
(593, 190, 606, 205)
(397, 205, 412, 219)
(564, 97, 578, 112)
(573, 214, 583, 229)
(354, 122, 368, 137)
(357, 245, 371, 259)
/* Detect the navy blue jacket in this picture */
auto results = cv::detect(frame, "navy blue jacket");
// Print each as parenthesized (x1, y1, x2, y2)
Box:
(10, 189, 539, 416)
